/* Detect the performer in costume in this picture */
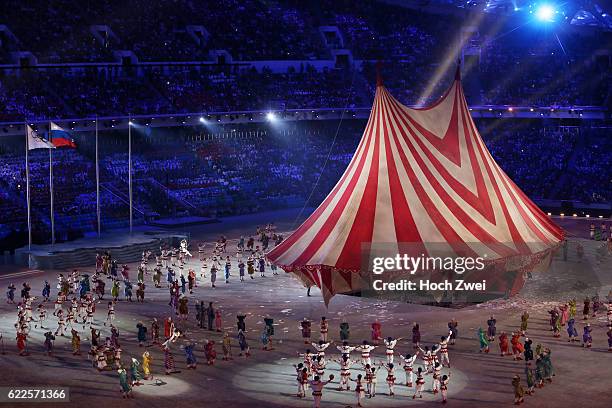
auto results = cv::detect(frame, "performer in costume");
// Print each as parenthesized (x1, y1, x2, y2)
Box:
(379, 362, 396, 396)
(401, 351, 419, 387)
(523, 337, 533, 362)
(319, 317, 328, 342)
(412, 367, 425, 399)
(6, 283, 16, 304)
(568, 298, 577, 319)
(367, 365, 380, 398)
(582, 323, 593, 348)
(130, 358, 143, 386)
(238, 329, 250, 357)
(438, 331, 452, 367)
(236, 313, 246, 332)
(16, 331, 28, 356)
(478, 327, 489, 353)
(520, 311, 529, 336)
(331, 355, 356, 391)
(339, 320, 350, 341)
(136, 322, 147, 347)
(511, 332, 524, 360)
(118, 367, 133, 398)
(487, 316, 497, 341)
(583, 297, 590, 320)
(44, 331, 55, 356)
(512, 374, 525, 405)
(309, 374, 334, 408)
(525, 362, 535, 395)
(293, 363, 308, 397)
(336, 341, 356, 360)
(350, 374, 365, 406)
(312, 340, 331, 366)
(204, 340, 217, 365)
(357, 341, 377, 366)
(222, 332, 233, 360)
(567, 318, 579, 342)
(142, 351, 152, 379)
(163, 345, 178, 375)
(184, 342, 197, 369)
(215, 309, 222, 332)
(383, 336, 402, 364)
(431, 362, 442, 394)
(440, 373, 451, 403)
(71, 329, 81, 355)
(371, 320, 382, 345)
(448, 318, 458, 345)
(412, 323, 421, 350)
(300, 318, 312, 344)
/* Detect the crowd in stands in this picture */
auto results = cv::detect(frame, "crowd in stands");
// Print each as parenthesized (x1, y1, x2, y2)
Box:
(0, 0, 609, 121)
(0, 57, 608, 123)
(0, 0, 322, 63)
(479, 124, 579, 199)
(0, 1, 610, 249)
(555, 127, 612, 203)
(0, 65, 361, 121)
(0, 121, 609, 249)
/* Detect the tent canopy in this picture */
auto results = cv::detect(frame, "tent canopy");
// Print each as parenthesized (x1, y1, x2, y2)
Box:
(267, 69, 564, 304)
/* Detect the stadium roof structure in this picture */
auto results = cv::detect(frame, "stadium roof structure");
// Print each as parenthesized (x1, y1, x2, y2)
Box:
(267, 67, 564, 305)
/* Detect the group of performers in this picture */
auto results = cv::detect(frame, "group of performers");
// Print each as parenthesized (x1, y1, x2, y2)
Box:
(4, 228, 612, 405)
(294, 317, 455, 406)
(4, 231, 287, 399)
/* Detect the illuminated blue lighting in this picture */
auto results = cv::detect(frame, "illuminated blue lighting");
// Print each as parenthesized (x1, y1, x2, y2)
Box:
(536, 5, 555, 22)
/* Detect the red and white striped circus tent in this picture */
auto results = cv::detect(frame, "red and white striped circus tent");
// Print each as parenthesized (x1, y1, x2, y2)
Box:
(267, 69, 564, 304)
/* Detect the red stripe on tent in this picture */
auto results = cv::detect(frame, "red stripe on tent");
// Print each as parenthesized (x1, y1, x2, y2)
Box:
(388, 94, 516, 257)
(385, 96, 480, 258)
(380, 92, 425, 250)
(396, 89, 496, 224)
(267, 93, 381, 262)
(395, 87, 462, 166)
(289, 97, 382, 267)
(462, 97, 562, 242)
(462, 105, 538, 253)
(333, 98, 383, 269)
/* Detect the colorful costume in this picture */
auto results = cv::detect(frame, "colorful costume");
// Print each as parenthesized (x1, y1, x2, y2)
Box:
(477, 328, 489, 352)
(339, 321, 350, 341)
(499, 332, 510, 356)
(142, 351, 152, 379)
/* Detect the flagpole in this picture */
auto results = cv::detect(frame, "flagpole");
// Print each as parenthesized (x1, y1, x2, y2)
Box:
(128, 114, 133, 234)
(24, 122, 31, 250)
(49, 120, 55, 245)
(95, 116, 101, 238)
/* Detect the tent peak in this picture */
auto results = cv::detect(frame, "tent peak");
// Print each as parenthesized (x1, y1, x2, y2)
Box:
(376, 60, 384, 87)
(455, 58, 461, 81)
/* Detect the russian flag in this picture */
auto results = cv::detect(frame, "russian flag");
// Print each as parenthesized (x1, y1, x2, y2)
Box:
(49, 122, 77, 148)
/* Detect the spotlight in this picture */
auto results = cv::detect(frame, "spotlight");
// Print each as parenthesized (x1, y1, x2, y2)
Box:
(128, 121, 134, 126)
(536, 5, 555, 22)
(266, 112, 276, 121)
(199, 117, 205, 123)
